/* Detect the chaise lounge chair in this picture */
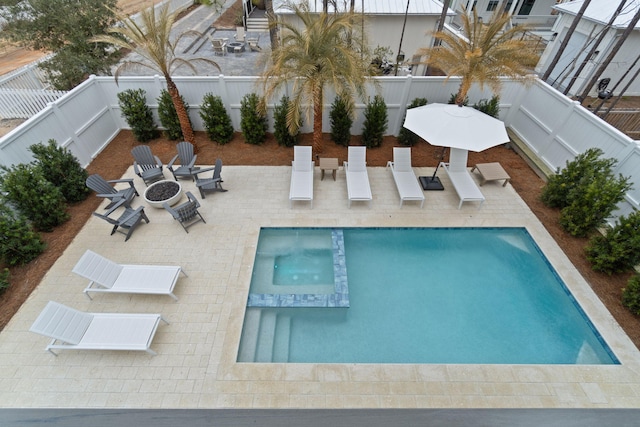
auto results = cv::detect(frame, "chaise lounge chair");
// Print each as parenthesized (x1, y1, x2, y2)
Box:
(387, 147, 425, 208)
(440, 148, 485, 209)
(289, 146, 314, 208)
(344, 146, 372, 208)
(72, 249, 186, 301)
(30, 301, 168, 356)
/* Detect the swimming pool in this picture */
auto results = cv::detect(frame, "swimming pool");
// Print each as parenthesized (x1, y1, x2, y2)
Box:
(238, 227, 618, 364)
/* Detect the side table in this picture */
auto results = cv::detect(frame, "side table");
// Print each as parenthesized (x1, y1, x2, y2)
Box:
(470, 162, 511, 186)
(318, 157, 339, 181)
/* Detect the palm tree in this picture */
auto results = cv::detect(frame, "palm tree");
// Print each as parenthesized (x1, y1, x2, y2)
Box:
(419, 7, 539, 106)
(261, 2, 373, 154)
(91, 4, 220, 150)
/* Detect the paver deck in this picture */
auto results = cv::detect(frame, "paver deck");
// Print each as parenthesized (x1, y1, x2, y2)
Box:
(1, 165, 639, 409)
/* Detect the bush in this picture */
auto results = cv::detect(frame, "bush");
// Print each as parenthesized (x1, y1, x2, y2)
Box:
(0, 204, 46, 266)
(157, 89, 191, 140)
(273, 96, 299, 147)
(541, 148, 612, 209)
(362, 95, 388, 149)
(117, 89, 158, 142)
(200, 93, 234, 144)
(397, 97, 428, 146)
(29, 139, 89, 203)
(473, 95, 500, 118)
(0, 164, 69, 232)
(0, 268, 8, 293)
(240, 93, 267, 145)
(586, 210, 640, 274)
(559, 172, 631, 237)
(540, 148, 631, 237)
(622, 275, 640, 315)
(330, 96, 353, 147)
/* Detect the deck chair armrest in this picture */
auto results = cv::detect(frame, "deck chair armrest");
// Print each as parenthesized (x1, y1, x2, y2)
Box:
(154, 156, 163, 169)
(96, 192, 125, 199)
(133, 162, 141, 176)
(192, 166, 216, 176)
(107, 178, 135, 187)
(103, 197, 130, 215)
(167, 154, 180, 169)
(163, 202, 179, 220)
(195, 177, 221, 188)
(186, 155, 197, 168)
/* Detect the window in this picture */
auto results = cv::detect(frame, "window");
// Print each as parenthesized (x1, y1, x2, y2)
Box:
(487, 1, 499, 11)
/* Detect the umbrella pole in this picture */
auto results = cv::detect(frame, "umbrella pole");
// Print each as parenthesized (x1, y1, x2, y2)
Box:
(419, 147, 446, 191)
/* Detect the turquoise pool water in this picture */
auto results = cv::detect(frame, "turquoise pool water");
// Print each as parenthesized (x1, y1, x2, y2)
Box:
(238, 228, 618, 364)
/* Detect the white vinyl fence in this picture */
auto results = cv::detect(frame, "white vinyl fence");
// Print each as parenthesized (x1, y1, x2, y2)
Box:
(0, 74, 638, 221)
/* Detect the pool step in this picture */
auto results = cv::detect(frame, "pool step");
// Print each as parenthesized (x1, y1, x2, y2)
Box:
(237, 308, 261, 362)
(255, 310, 277, 362)
(272, 314, 291, 362)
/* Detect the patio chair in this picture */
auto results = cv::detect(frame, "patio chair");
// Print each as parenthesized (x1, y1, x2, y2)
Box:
(234, 26, 246, 42)
(247, 36, 261, 52)
(208, 35, 227, 56)
(30, 301, 168, 356)
(386, 147, 425, 208)
(131, 145, 164, 186)
(73, 249, 186, 301)
(93, 197, 150, 242)
(344, 146, 372, 208)
(193, 158, 227, 198)
(86, 174, 138, 209)
(440, 148, 485, 209)
(167, 141, 198, 181)
(289, 146, 314, 208)
(163, 191, 206, 233)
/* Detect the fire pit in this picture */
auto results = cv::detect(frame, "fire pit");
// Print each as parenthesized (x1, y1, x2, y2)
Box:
(143, 180, 183, 208)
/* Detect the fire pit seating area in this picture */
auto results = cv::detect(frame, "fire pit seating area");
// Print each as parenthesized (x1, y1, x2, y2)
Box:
(144, 180, 183, 208)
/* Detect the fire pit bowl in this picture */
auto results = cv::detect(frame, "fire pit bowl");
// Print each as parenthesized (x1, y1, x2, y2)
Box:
(143, 180, 183, 208)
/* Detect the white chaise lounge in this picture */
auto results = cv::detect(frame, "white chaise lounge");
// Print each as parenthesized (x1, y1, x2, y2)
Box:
(387, 147, 425, 208)
(72, 250, 186, 301)
(289, 146, 314, 208)
(30, 301, 168, 356)
(344, 146, 372, 208)
(440, 148, 485, 209)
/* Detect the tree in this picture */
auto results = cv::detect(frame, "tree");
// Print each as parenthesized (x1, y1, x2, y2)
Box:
(419, 7, 539, 106)
(90, 4, 220, 151)
(261, 2, 373, 154)
(0, 0, 121, 90)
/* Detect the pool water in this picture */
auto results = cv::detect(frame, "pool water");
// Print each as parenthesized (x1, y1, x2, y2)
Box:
(238, 228, 618, 364)
(273, 249, 334, 286)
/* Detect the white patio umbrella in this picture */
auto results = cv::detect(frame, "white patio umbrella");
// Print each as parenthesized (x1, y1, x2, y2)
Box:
(402, 103, 510, 190)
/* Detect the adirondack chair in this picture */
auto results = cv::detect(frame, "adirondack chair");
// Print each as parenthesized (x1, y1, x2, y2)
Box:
(193, 158, 227, 199)
(167, 141, 198, 181)
(131, 145, 164, 186)
(86, 174, 138, 209)
(93, 197, 150, 242)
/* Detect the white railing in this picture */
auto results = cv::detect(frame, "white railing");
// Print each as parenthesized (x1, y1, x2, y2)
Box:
(0, 55, 67, 119)
(0, 74, 638, 221)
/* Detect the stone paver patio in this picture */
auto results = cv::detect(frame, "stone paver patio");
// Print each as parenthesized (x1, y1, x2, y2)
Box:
(1, 164, 639, 408)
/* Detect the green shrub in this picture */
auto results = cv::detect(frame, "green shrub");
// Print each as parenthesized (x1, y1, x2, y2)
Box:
(0, 164, 69, 232)
(0, 268, 9, 293)
(473, 95, 500, 118)
(29, 139, 89, 203)
(586, 210, 640, 274)
(398, 97, 428, 146)
(274, 96, 300, 147)
(559, 173, 631, 237)
(117, 89, 158, 142)
(0, 203, 46, 266)
(541, 148, 613, 209)
(157, 89, 191, 140)
(329, 96, 353, 147)
(240, 93, 267, 145)
(200, 93, 234, 144)
(622, 275, 640, 315)
(362, 95, 388, 149)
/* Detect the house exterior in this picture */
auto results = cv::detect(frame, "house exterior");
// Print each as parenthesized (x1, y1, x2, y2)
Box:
(536, 0, 640, 97)
(272, 0, 454, 74)
(449, 0, 558, 25)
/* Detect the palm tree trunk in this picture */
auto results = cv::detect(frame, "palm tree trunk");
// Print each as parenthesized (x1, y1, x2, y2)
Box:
(166, 77, 197, 151)
(541, 0, 592, 82)
(456, 77, 471, 106)
(264, 0, 278, 50)
(312, 85, 323, 154)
